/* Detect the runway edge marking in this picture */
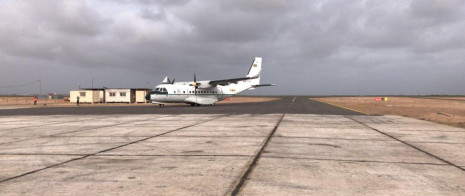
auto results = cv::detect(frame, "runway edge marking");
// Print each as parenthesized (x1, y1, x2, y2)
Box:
(309, 98, 371, 115)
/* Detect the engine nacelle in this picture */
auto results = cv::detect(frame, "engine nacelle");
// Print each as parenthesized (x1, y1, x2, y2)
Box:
(198, 83, 214, 89)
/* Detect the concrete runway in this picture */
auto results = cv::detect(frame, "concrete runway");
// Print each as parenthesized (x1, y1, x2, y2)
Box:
(0, 97, 361, 115)
(1, 97, 465, 195)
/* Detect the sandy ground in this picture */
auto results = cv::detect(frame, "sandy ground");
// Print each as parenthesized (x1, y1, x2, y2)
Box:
(314, 97, 465, 128)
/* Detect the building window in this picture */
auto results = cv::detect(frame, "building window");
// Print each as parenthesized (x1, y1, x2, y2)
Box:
(79, 92, 86, 97)
(109, 92, 116, 97)
(120, 92, 126, 97)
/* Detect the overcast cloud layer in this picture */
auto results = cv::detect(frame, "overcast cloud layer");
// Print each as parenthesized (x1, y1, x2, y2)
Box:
(1, 0, 464, 95)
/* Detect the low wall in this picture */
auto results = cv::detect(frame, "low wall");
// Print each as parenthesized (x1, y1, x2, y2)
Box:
(0, 97, 67, 105)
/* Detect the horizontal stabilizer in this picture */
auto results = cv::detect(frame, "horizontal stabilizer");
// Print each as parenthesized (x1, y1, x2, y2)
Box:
(252, 84, 276, 87)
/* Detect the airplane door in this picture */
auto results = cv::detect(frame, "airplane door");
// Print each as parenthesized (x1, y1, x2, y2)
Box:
(217, 87, 224, 99)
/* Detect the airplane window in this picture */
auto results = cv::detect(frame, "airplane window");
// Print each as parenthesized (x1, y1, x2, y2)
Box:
(183, 91, 185, 93)
(162, 88, 167, 92)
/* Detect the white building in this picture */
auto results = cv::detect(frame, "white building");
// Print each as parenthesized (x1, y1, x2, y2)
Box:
(69, 89, 104, 103)
(105, 89, 135, 103)
(69, 88, 151, 104)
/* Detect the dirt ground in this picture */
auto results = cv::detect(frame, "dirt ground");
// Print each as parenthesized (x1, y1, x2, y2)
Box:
(314, 97, 465, 129)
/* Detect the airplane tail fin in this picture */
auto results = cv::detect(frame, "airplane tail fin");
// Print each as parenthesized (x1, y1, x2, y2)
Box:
(247, 57, 262, 78)
(246, 57, 262, 85)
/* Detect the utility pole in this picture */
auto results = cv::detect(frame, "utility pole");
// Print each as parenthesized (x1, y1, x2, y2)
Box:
(39, 79, 41, 97)
(92, 77, 94, 89)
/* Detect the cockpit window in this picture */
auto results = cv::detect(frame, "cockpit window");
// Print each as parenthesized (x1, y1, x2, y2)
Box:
(151, 87, 168, 94)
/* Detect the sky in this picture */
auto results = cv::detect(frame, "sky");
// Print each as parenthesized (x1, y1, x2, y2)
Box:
(0, 0, 464, 96)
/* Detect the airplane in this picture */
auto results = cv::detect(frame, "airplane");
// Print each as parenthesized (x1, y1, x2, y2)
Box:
(145, 57, 274, 107)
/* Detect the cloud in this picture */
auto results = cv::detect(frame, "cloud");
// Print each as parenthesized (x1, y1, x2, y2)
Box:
(1, 0, 465, 95)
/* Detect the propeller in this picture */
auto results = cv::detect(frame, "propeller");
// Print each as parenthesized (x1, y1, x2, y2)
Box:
(188, 73, 199, 95)
(193, 74, 197, 95)
(171, 78, 175, 84)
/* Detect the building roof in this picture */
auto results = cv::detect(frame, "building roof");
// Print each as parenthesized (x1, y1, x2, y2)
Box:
(77, 88, 151, 91)
(80, 88, 105, 90)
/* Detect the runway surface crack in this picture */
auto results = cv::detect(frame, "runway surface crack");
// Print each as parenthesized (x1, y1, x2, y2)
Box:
(225, 97, 294, 196)
(0, 114, 227, 184)
(345, 115, 465, 172)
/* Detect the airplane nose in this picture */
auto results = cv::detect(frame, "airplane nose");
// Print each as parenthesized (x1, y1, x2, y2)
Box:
(145, 93, 152, 100)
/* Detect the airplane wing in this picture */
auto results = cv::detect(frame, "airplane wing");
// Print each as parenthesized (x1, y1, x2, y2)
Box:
(208, 77, 257, 86)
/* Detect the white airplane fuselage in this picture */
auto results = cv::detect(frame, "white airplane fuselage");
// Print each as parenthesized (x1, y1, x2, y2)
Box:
(146, 57, 272, 106)
(148, 81, 255, 105)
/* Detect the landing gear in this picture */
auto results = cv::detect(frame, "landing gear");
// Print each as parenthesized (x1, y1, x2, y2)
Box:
(159, 104, 165, 108)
